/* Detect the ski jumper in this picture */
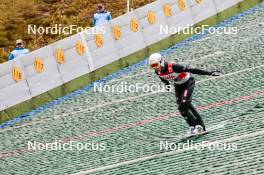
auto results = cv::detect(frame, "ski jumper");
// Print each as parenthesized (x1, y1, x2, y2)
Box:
(156, 62, 212, 130)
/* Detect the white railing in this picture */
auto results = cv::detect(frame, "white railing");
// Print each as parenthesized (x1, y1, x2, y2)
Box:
(0, 0, 241, 110)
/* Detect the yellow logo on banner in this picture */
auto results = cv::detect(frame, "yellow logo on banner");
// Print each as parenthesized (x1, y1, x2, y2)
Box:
(12, 67, 22, 82)
(164, 4, 173, 17)
(113, 26, 121, 40)
(147, 11, 156, 25)
(130, 18, 139, 32)
(95, 34, 103, 48)
(34, 58, 44, 73)
(178, 0, 186, 11)
(196, 0, 203, 4)
(56, 49, 65, 64)
(76, 41, 85, 56)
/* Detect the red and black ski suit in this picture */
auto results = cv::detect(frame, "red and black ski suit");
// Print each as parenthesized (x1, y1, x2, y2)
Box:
(156, 62, 215, 131)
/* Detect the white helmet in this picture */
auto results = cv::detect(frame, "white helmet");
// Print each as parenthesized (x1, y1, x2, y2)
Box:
(149, 53, 164, 69)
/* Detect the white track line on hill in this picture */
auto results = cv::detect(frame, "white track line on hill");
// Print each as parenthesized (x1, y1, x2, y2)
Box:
(68, 129, 264, 175)
(108, 71, 151, 84)
(178, 51, 225, 65)
(191, 35, 219, 43)
(238, 22, 264, 30)
(108, 51, 225, 84)
(191, 22, 264, 44)
(1, 63, 263, 133)
(198, 64, 264, 83)
(0, 92, 158, 132)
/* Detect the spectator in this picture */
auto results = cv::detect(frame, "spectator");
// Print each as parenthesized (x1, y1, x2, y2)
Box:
(8, 39, 29, 61)
(93, 4, 112, 26)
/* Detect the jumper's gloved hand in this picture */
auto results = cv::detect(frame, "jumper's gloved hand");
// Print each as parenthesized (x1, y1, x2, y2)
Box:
(210, 70, 222, 76)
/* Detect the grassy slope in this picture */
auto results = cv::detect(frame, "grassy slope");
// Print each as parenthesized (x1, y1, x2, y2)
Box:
(0, 0, 154, 63)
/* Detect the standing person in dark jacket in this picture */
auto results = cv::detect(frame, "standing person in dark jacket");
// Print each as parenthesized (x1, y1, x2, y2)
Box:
(149, 53, 221, 135)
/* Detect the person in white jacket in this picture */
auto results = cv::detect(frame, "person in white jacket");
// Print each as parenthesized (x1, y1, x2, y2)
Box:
(93, 4, 112, 26)
(8, 39, 29, 61)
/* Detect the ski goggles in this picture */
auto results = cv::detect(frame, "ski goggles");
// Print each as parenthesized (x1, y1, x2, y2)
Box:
(150, 63, 160, 69)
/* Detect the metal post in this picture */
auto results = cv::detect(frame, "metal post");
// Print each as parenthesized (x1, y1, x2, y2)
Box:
(127, 0, 130, 13)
